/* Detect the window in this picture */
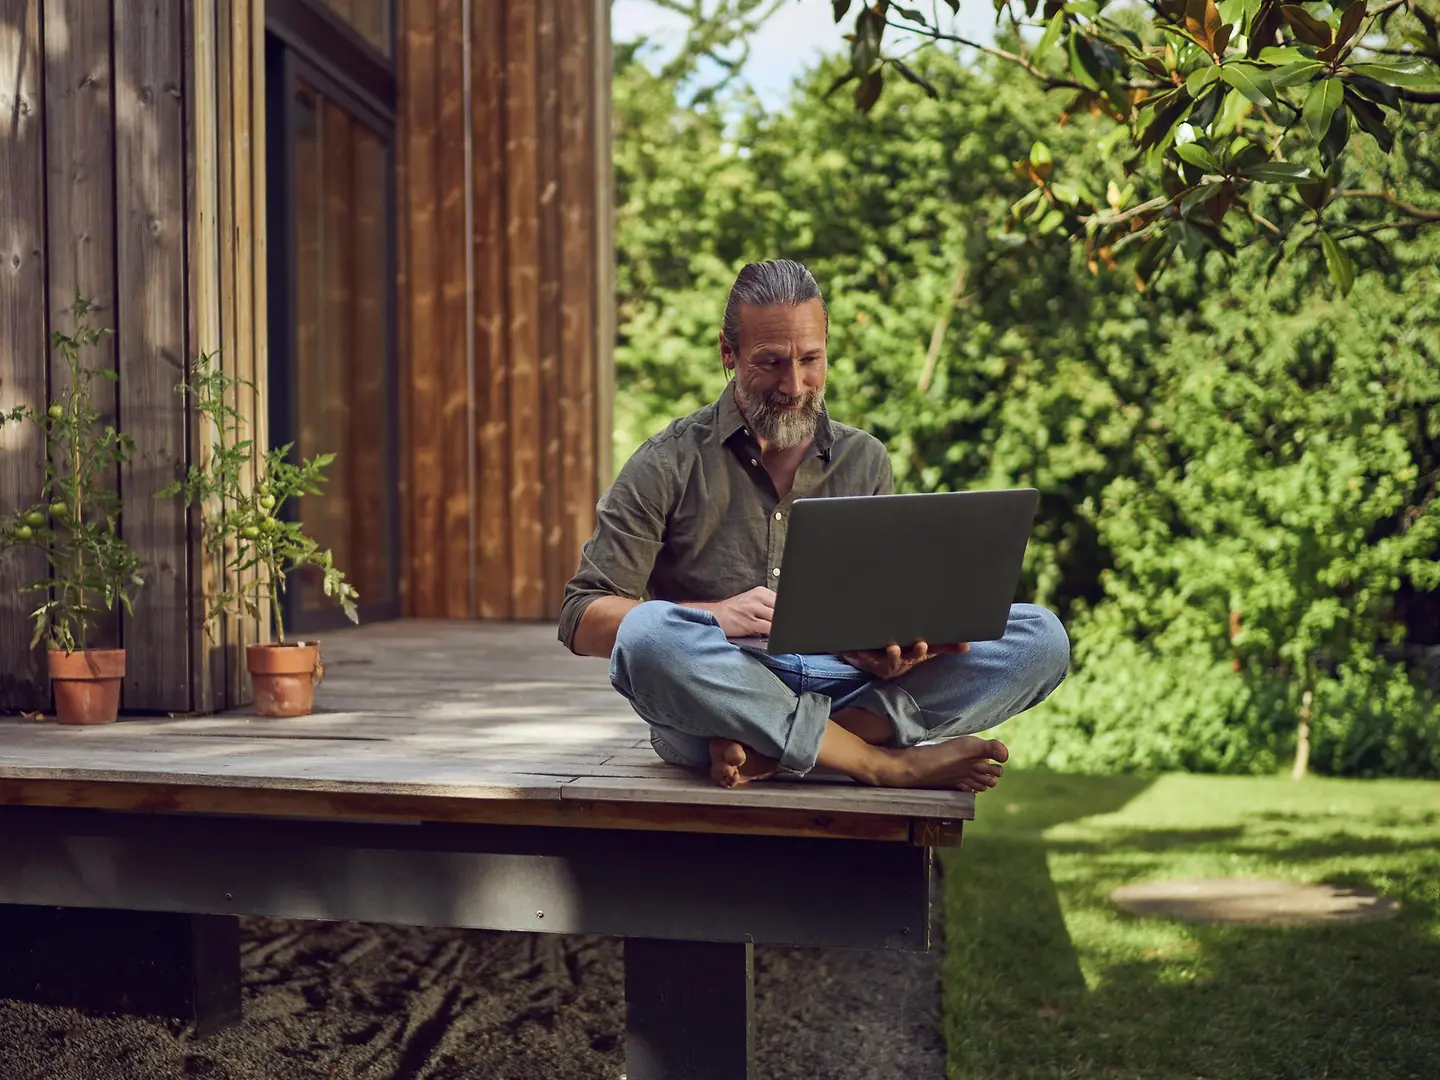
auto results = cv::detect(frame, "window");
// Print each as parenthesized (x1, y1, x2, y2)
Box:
(267, 2, 399, 631)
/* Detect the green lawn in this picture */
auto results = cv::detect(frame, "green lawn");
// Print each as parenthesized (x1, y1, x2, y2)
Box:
(941, 772, 1440, 1080)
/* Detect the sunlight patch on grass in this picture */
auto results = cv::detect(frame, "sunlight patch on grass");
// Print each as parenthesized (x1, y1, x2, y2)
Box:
(941, 771, 1440, 1080)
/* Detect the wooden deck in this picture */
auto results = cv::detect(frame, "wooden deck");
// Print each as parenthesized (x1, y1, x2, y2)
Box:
(0, 622, 972, 844)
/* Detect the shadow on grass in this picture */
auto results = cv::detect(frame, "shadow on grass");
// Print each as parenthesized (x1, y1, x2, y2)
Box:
(940, 771, 1440, 1080)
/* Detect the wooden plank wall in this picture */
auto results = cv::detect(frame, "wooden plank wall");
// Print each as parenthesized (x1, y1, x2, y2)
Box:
(0, 0, 263, 714)
(398, 0, 613, 622)
(0, 0, 49, 709)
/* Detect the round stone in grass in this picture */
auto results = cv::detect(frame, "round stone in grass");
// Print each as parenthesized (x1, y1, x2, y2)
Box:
(1111, 877, 1400, 925)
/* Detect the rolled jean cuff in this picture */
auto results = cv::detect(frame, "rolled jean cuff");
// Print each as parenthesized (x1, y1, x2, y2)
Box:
(778, 690, 831, 775)
(851, 680, 930, 748)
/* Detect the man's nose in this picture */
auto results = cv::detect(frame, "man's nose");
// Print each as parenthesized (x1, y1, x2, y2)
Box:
(778, 363, 803, 398)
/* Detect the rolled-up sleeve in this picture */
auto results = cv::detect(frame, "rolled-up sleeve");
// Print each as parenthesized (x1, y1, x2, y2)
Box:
(557, 441, 674, 653)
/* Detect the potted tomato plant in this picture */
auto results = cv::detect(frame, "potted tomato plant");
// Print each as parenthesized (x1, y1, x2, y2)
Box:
(162, 354, 358, 717)
(0, 295, 145, 725)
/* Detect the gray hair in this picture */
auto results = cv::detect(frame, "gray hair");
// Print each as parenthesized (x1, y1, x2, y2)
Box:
(721, 259, 828, 349)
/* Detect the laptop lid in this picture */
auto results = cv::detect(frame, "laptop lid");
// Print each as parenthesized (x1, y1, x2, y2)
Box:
(763, 488, 1039, 655)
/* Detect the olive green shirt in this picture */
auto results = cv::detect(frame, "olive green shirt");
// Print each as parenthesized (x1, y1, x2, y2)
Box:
(558, 384, 894, 653)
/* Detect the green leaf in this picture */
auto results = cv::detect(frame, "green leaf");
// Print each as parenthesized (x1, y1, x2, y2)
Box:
(1187, 64, 1221, 97)
(832, 0, 852, 21)
(1349, 60, 1440, 90)
(1258, 46, 1309, 65)
(1346, 73, 1400, 108)
(1321, 231, 1355, 296)
(1037, 10, 1066, 58)
(1280, 4, 1333, 48)
(1176, 141, 1221, 172)
(1345, 87, 1395, 153)
(1303, 78, 1343, 142)
(1319, 98, 1350, 165)
(1068, 32, 1104, 90)
(1221, 62, 1274, 106)
(1270, 60, 1324, 88)
(892, 5, 928, 23)
(1210, 83, 1251, 135)
(1238, 160, 1313, 183)
(1031, 140, 1053, 170)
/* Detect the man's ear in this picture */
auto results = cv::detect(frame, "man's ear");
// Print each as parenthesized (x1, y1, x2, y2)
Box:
(719, 331, 736, 371)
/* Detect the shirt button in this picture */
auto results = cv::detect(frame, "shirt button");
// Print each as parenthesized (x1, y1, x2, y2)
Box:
(774, 511, 782, 520)
(750, 458, 758, 466)
(771, 567, 781, 577)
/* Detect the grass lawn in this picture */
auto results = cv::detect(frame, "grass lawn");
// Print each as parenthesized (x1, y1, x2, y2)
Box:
(941, 772, 1440, 1080)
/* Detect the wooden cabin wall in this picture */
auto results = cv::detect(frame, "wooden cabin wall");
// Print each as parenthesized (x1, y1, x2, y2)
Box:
(0, 0, 263, 715)
(397, 0, 614, 622)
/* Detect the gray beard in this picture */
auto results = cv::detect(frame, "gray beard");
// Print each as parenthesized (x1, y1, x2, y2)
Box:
(736, 384, 825, 450)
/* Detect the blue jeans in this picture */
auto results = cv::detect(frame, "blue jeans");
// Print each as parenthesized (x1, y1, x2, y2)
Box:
(609, 601, 1070, 775)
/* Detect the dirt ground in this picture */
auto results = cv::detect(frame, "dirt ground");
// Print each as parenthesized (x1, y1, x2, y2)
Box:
(0, 903, 945, 1080)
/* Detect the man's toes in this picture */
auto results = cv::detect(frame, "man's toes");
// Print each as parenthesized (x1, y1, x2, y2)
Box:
(975, 761, 1004, 778)
(984, 739, 1009, 764)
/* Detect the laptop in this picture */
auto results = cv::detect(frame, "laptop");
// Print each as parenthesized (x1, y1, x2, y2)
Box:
(733, 488, 1039, 655)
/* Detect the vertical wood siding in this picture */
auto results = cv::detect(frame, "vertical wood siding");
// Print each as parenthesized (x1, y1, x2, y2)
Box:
(398, 0, 613, 621)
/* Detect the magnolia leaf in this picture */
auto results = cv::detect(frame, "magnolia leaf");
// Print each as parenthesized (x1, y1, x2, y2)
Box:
(1176, 141, 1221, 172)
(1238, 160, 1312, 183)
(1345, 87, 1395, 153)
(1280, 4, 1332, 47)
(1346, 73, 1400, 108)
(1210, 82, 1251, 135)
(1270, 60, 1324, 87)
(1321, 231, 1355, 295)
(1349, 60, 1440, 90)
(854, 69, 884, 111)
(1319, 100, 1350, 165)
(1303, 78, 1343, 142)
(1186, 0, 1223, 52)
(1258, 46, 1309, 65)
(1334, 0, 1366, 49)
(1037, 10, 1066, 58)
(1187, 64, 1221, 96)
(1220, 62, 1274, 106)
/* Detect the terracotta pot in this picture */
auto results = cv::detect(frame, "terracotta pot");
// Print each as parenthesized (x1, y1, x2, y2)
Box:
(246, 642, 322, 717)
(47, 648, 125, 726)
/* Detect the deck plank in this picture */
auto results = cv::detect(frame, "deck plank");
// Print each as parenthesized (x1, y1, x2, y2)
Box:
(0, 622, 976, 832)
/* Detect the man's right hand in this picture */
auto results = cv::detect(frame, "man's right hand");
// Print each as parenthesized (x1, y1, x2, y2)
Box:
(691, 586, 775, 638)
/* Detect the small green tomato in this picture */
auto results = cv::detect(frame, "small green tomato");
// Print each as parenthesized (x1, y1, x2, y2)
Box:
(48, 404, 64, 420)
(241, 525, 260, 540)
(49, 501, 68, 519)
(258, 493, 276, 511)
(14, 525, 33, 541)
(263, 517, 281, 533)
(25, 511, 45, 528)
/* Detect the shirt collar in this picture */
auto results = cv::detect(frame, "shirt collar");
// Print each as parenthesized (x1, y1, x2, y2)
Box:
(716, 381, 835, 458)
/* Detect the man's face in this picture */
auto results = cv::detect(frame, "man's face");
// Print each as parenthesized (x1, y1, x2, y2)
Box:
(722, 300, 828, 451)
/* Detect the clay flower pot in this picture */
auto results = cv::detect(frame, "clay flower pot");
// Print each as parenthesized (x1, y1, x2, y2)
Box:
(47, 648, 126, 726)
(246, 642, 322, 717)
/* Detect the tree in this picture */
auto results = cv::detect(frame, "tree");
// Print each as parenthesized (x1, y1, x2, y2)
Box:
(656, 0, 1440, 295)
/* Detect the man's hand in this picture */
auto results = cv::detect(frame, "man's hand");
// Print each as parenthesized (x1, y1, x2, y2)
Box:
(689, 586, 776, 638)
(839, 640, 969, 680)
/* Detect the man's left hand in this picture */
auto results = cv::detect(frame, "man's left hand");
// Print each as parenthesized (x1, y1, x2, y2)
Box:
(839, 641, 969, 680)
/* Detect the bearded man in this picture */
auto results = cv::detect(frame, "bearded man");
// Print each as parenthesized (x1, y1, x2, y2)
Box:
(559, 259, 1070, 791)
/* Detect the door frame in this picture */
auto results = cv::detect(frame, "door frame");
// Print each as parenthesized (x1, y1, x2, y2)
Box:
(265, 6, 401, 632)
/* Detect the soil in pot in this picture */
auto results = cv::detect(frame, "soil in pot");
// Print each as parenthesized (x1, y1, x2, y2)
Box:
(47, 648, 126, 725)
(246, 642, 322, 717)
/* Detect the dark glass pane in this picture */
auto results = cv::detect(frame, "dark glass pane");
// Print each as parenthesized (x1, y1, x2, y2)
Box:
(319, 0, 391, 57)
(291, 82, 394, 616)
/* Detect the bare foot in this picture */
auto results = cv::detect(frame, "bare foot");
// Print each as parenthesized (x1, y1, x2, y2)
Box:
(872, 736, 1009, 791)
(708, 739, 779, 788)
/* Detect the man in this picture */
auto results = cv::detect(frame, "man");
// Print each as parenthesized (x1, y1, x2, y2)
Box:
(560, 259, 1069, 791)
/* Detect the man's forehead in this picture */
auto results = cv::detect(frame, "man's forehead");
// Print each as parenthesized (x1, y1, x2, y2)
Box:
(737, 300, 827, 348)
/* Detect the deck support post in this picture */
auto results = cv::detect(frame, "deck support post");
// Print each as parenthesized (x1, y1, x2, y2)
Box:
(0, 905, 242, 1037)
(625, 937, 754, 1080)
